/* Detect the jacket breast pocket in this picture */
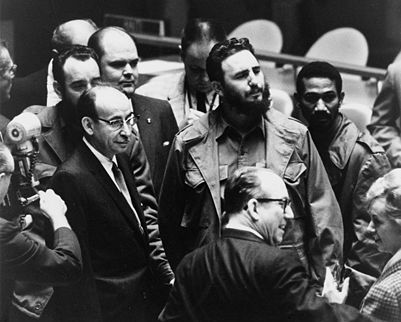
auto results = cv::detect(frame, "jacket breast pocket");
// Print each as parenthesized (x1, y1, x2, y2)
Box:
(283, 161, 307, 217)
(182, 167, 208, 228)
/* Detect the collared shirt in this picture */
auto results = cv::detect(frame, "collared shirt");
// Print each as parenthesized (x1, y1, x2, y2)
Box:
(46, 59, 61, 107)
(216, 114, 266, 197)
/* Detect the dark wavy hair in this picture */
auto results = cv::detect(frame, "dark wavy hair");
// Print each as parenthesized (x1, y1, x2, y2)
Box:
(206, 37, 254, 83)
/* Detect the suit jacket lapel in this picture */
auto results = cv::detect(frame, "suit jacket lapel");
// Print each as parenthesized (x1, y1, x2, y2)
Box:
(132, 95, 153, 156)
(80, 144, 145, 239)
(117, 154, 149, 244)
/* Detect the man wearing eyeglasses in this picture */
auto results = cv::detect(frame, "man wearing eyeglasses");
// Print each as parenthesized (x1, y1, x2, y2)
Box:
(159, 38, 343, 287)
(49, 85, 171, 322)
(24, 45, 174, 319)
(295, 61, 391, 306)
(160, 167, 376, 322)
(88, 27, 178, 196)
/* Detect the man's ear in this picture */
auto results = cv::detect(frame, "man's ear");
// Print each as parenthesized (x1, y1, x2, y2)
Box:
(212, 81, 224, 96)
(81, 116, 94, 136)
(246, 198, 260, 222)
(339, 92, 345, 105)
(53, 80, 62, 99)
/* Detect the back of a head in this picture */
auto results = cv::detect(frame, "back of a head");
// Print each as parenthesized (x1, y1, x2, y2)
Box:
(296, 61, 343, 95)
(51, 19, 99, 53)
(181, 18, 227, 56)
(206, 37, 254, 83)
(224, 167, 283, 215)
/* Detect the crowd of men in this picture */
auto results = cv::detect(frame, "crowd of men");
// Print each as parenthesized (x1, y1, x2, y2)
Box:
(1, 17, 401, 322)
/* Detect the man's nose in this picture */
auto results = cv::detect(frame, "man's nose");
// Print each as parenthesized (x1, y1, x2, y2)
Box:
(314, 98, 328, 112)
(366, 220, 375, 234)
(123, 63, 134, 76)
(284, 206, 294, 220)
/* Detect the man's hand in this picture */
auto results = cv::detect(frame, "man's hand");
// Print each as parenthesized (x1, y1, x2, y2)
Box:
(38, 189, 70, 230)
(322, 267, 350, 304)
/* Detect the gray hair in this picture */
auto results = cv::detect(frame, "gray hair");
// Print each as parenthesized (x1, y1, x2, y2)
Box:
(366, 169, 401, 219)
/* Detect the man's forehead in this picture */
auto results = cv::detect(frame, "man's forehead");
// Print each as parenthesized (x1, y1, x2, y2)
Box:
(100, 31, 138, 58)
(302, 77, 337, 91)
(95, 88, 130, 114)
(63, 57, 100, 77)
(221, 50, 259, 73)
(0, 48, 12, 67)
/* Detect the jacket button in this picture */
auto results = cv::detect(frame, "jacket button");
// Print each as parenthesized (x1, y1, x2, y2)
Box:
(35, 303, 42, 310)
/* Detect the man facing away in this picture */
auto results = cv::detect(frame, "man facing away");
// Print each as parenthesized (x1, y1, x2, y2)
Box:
(49, 85, 170, 321)
(88, 27, 178, 196)
(158, 38, 343, 285)
(295, 61, 391, 305)
(137, 18, 226, 128)
(160, 167, 376, 322)
(368, 60, 401, 168)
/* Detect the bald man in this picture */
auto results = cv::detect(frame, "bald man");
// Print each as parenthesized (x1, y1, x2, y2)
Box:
(49, 85, 171, 322)
(160, 167, 375, 322)
(3, 19, 98, 119)
(88, 27, 178, 196)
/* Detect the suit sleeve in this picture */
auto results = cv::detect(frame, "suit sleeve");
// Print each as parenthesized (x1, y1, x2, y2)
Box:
(368, 63, 401, 168)
(129, 135, 174, 284)
(304, 131, 344, 284)
(0, 218, 82, 285)
(348, 151, 391, 276)
(271, 250, 378, 322)
(49, 170, 103, 320)
(158, 135, 187, 270)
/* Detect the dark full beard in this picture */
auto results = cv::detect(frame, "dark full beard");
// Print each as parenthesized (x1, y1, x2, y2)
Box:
(223, 85, 271, 116)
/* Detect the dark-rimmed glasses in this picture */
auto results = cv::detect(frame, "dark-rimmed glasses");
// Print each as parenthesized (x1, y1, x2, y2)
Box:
(302, 91, 337, 104)
(256, 197, 292, 213)
(96, 113, 137, 131)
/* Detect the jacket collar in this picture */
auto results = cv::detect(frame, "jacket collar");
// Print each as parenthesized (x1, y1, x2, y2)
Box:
(222, 228, 266, 243)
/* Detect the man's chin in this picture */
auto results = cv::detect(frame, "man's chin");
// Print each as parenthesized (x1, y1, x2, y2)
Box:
(120, 85, 135, 98)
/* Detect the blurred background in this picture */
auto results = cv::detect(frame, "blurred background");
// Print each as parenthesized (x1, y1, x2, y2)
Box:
(1, 0, 401, 76)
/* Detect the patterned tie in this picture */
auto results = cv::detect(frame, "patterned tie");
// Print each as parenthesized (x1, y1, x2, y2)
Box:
(112, 162, 144, 234)
(196, 91, 207, 113)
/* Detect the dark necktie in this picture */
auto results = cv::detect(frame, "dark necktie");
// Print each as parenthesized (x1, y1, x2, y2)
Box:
(196, 91, 207, 113)
(112, 162, 144, 234)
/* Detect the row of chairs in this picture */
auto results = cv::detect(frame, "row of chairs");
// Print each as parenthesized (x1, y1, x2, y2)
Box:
(229, 20, 369, 68)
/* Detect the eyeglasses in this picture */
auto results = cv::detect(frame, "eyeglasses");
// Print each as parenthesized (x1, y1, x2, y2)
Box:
(0, 64, 17, 78)
(96, 113, 137, 131)
(256, 197, 292, 213)
(302, 91, 338, 104)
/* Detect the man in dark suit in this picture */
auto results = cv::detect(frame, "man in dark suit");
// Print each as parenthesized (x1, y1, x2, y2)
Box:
(88, 27, 178, 196)
(160, 167, 375, 322)
(50, 85, 171, 321)
(25, 46, 173, 309)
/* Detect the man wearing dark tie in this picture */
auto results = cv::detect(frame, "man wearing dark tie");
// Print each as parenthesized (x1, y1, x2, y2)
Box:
(50, 85, 172, 321)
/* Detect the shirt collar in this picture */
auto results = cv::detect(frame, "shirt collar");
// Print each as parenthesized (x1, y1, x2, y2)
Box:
(83, 137, 117, 170)
(215, 110, 266, 140)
